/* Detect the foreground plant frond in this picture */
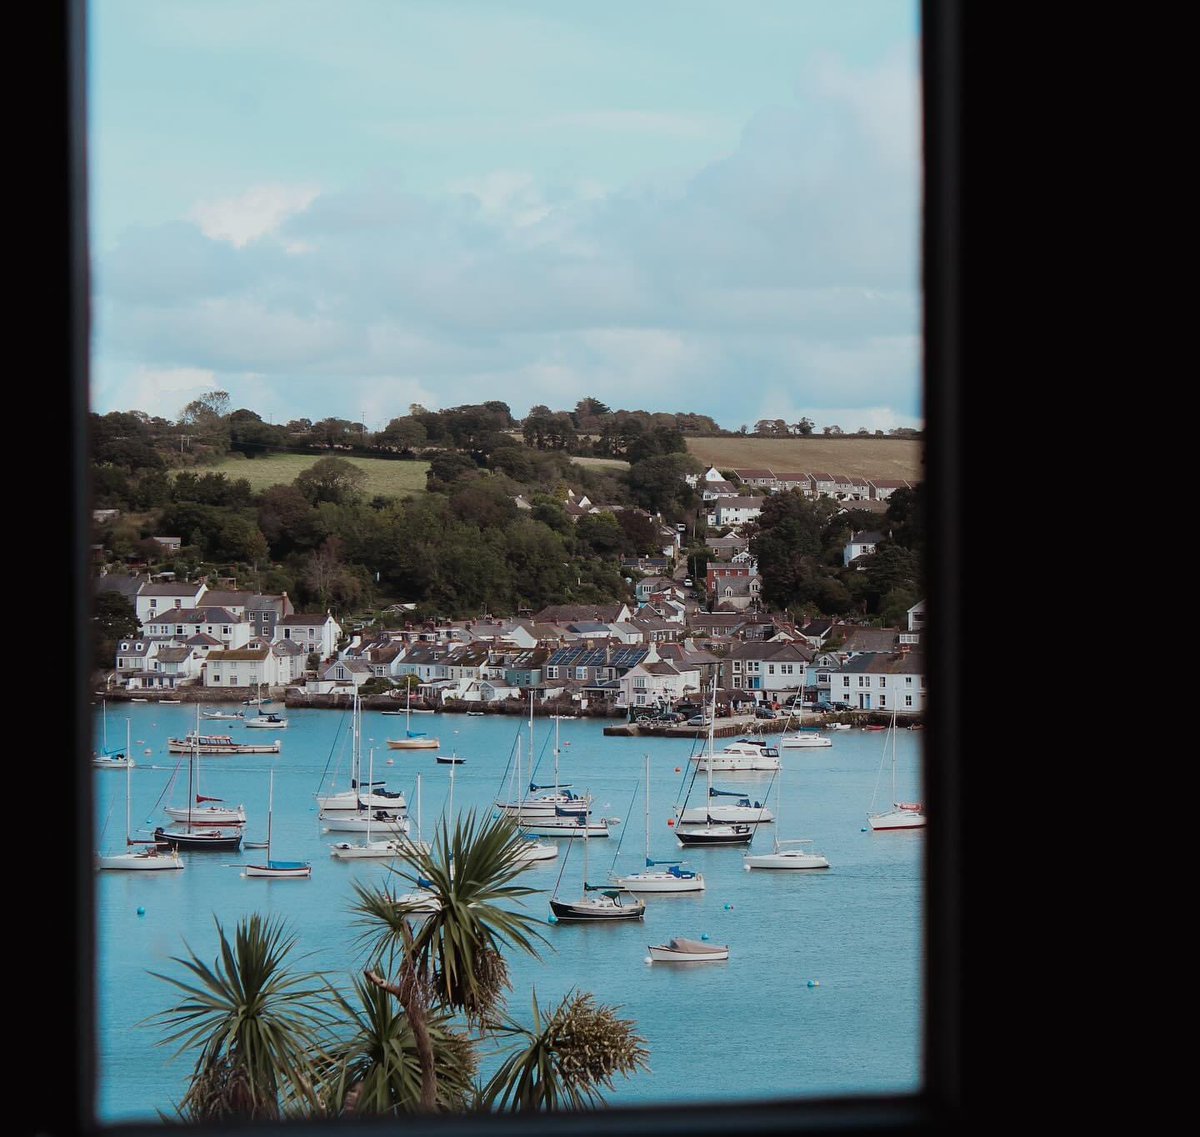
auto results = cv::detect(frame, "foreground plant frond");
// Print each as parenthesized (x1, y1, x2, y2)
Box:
(349, 808, 550, 1023)
(316, 971, 477, 1116)
(144, 913, 337, 1122)
(477, 989, 651, 1112)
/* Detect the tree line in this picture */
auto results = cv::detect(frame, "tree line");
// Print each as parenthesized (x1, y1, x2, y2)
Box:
(90, 391, 923, 663)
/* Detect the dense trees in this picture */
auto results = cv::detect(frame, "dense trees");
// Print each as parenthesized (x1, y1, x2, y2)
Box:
(88, 396, 921, 627)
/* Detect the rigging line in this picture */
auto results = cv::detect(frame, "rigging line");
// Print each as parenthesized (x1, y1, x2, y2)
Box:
(608, 778, 641, 870)
(315, 703, 350, 792)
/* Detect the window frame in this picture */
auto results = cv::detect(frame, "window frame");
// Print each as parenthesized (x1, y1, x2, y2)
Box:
(54, 1, 965, 1133)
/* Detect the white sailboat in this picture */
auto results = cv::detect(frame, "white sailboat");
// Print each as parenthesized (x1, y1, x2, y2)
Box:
(317, 692, 408, 814)
(495, 695, 591, 819)
(778, 701, 833, 749)
(329, 748, 413, 859)
(93, 698, 135, 769)
(743, 760, 829, 870)
(154, 722, 244, 852)
(386, 686, 440, 750)
(612, 755, 705, 893)
(96, 720, 184, 871)
(244, 767, 312, 879)
(162, 706, 246, 826)
(867, 709, 926, 831)
(674, 707, 755, 847)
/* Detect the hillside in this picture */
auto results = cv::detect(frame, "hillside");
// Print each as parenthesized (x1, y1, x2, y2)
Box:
(208, 453, 430, 498)
(685, 437, 922, 482)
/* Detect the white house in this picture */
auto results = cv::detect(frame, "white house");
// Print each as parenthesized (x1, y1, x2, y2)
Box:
(843, 530, 884, 568)
(617, 657, 699, 711)
(201, 642, 283, 690)
(709, 496, 763, 527)
(142, 606, 254, 650)
(827, 651, 927, 715)
(276, 612, 342, 661)
(134, 580, 207, 626)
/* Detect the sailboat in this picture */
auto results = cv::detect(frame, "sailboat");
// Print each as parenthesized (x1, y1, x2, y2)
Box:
(549, 816, 646, 922)
(242, 681, 275, 706)
(673, 705, 755, 847)
(495, 696, 591, 819)
(867, 709, 926, 831)
(154, 716, 244, 851)
(244, 767, 312, 879)
(317, 692, 409, 815)
(329, 749, 413, 859)
(162, 706, 247, 826)
(743, 761, 829, 870)
(386, 686, 440, 750)
(612, 755, 704, 893)
(778, 701, 833, 749)
(93, 698, 135, 769)
(96, 720, 184, 871)
(647, 937, 729, 963)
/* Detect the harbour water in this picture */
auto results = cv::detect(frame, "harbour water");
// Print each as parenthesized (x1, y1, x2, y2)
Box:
(93, 702, 923, 1124)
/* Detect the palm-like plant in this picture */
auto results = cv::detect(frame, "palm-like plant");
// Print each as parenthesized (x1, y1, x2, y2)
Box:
(318, 968, 477, 1115)
(145, 913, 337, 1122)
(350, 807, 549, 1024)
(477, 989, 650, 1112)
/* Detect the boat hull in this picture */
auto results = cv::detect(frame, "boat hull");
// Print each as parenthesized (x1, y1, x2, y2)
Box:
(320, 811, 409, 834)
(676, 805, 773, 824)
(648, 939, 728, 962)
(550, 895, 646, 921)
(386, 738, 439, 750)
(96, 848, 184, 871)
(316, 789, 408, 812)
(867, 809, 926, 831)
(518, 818, 610, 838)
(162, 805, 246, 825)
(778, 734, 833, 749)
(612, 871, 705, 893)
(153, 825, 243, 851)
(168, 737, 281, 755)
(329, 840, 404, 859)
(673, 823, 754, 846)
(243, 861, 311, 878)
(743, 850, 830, 869)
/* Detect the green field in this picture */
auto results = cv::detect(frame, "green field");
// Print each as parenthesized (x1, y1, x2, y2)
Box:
(208, 453, 430, 499)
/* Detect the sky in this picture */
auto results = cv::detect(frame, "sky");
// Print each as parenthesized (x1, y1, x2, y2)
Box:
(87, 1, 922, 435)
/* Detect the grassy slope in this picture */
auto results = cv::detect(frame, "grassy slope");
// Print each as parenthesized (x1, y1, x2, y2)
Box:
(685, 437, 923, 482)
(206, 453, 430, 498)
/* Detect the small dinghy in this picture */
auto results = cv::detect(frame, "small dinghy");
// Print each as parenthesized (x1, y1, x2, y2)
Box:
(647, 936, 729, 963)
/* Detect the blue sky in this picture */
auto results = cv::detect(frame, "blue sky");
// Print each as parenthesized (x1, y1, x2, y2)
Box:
(88, 1, 922, 434)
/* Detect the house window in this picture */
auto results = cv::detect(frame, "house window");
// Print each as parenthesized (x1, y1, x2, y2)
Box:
(880, 676, 887, 687)
(767, 664, 775, 674)
(906, 676, 913, 685)
(576, 667, 588, 680)
(880, 695, 886, 707)
(635, 677, 646, 688)
(547, 667, 558, 679)
(858, 676, 867, 687)
(842, 676, 850, 687)
(747, 661, 759, 672)
(781, 664, 793, 674)
(905, 695, 913, 707)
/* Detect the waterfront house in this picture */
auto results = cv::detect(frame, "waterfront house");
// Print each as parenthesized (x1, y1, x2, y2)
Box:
(617, 656, 699, 712)
(827, 650, 927, 715)
(722, 640, 814, 702)
(201, 642, 283, 691)
(142, 605, 253, 650)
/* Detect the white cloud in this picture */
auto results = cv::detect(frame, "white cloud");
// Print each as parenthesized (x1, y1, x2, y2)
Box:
(190, 184, 321, 248)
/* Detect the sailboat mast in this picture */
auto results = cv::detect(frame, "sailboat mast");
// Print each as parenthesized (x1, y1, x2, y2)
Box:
(643, 754, 651, 864)
(266, 767, 274, 859)
(124, 719, 133, 846)
(365, 746, 374, 842)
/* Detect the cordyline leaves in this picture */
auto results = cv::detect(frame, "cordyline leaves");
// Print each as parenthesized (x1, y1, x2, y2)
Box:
(144, 913, 337, 1122)
(478, 990, 650, 1112)
(349, 807, 549, 1024)
(146, 811, 650, 1119)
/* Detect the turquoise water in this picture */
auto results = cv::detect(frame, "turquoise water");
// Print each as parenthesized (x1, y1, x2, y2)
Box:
(93, 703, 924, 1124)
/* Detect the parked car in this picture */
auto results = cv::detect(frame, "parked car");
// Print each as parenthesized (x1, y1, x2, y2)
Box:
(754, 706, 778, 719)
(687, 714, 712, 727)
(658, 711, 685, 723)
